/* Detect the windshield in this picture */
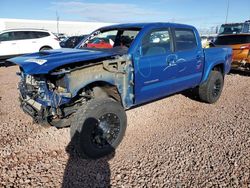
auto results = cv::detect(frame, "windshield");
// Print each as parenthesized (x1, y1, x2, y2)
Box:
(219, 23, 244, 34)
(214, 35, 250, 45)
(79, 28, 140, 51)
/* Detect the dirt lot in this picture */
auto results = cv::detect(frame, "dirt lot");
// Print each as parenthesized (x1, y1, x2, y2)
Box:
(0, 66, 249, 187)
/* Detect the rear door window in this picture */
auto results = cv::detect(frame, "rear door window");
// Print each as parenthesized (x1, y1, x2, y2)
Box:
(174, 29, 197, 51)
(13, 31, 35, 40)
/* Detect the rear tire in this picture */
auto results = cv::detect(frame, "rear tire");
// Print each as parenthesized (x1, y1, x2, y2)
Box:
(70, 98, 127, 159)
(40, 46, 52, 51)
(198, 70, 224, 104)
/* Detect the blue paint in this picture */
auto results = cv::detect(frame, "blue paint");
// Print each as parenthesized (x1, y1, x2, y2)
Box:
(9, 48, 118, 74)
(10, 23, 232, 109)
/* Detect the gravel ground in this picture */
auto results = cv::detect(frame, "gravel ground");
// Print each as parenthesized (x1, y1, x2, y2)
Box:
(0, 66, 249, 188)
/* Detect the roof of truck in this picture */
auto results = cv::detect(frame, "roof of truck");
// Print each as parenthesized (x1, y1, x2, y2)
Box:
(99, 22, 195, 30)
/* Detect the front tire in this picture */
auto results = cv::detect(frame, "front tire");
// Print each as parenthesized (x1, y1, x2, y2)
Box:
(70, 98, 127, 159)
(198, 70, 224, 104)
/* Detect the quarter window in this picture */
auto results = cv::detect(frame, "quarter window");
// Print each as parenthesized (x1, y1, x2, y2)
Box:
(33, 31, 50, 38)
(141, 29, 172, 56)
(174, 29, 197, 51)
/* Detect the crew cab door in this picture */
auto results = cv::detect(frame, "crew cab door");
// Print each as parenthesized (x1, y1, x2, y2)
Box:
(133, 27, 203, 105)
(170, 28, 204, 92)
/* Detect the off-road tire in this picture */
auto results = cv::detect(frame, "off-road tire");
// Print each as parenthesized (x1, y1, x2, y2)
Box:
(70, 98, 127, 159)
(198, 70, 224, 104)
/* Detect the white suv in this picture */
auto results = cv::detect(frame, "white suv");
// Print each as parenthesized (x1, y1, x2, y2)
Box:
(0, 29, 61, 60)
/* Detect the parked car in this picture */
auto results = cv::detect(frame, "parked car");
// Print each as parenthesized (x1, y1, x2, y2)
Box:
(54, 33, 68, 41)
(214, 34, 250, 71)
(86, 38, 113, 48)
(8, 23, 232, 159)
(60, 35, 87, 48)
(219, 20, 250, 35)
(0, 29, 61, 60)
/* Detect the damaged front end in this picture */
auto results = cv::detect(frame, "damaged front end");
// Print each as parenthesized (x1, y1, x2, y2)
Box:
(17, 71, 74, 127)
(16, 55, 134, 128)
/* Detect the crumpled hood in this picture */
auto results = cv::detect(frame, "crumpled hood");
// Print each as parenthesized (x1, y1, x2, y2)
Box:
(8, 48, 119, 74)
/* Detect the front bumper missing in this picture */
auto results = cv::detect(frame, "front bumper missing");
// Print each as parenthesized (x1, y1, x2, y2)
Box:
(19, 96, 73, 128)
(19, 96, 50, 126)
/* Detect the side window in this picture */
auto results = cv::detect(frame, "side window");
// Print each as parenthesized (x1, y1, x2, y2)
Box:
(246, 24, 250, 33)
(34, 31, 50, 38)
(174, 29, 197, 51)
(27, 31, 36, 39)
(13, 31, 34, 40)
(141, 29, 171, 57)
(121, 30, 139, 41)
(0, 32, 15, 41)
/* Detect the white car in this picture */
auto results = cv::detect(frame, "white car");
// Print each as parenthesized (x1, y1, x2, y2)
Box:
(0, 29, 61, 60)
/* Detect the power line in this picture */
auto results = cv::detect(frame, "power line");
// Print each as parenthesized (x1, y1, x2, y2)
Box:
(56, 11, 59, 34)
(225, 0, 230, 23)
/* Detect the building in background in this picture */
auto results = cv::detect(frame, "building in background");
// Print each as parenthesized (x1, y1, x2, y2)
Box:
(0, 18, 114, 36)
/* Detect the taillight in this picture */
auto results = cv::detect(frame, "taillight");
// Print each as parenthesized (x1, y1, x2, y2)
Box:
(240, 44, 250, 50)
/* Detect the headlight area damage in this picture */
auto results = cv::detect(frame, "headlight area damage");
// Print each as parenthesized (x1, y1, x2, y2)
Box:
(18, 71, 73, 127)
(15, 55, 134, 128)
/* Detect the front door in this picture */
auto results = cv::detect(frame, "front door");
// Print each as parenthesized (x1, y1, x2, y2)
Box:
(0, 32, 20, 58)
(134, 28, 177, 104)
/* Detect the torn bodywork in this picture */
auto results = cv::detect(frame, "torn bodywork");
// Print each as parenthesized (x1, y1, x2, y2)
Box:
(17, 55, 134, 127)
(231, 59, 250, 72)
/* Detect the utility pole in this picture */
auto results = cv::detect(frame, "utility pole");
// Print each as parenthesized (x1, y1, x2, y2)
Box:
(56, 11, 60, 35)
(225, 0, 230, 23)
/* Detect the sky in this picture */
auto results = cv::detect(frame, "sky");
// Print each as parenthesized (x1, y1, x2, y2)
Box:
(0, 0, 250, 30)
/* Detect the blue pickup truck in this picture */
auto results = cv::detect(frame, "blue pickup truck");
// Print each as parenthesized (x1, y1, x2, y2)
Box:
(9, 23, 232, 158)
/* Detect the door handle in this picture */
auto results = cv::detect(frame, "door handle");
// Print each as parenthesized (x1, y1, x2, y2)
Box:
(196, 55, 202, 60)
(196, 55, 203, 63)
(32, 41, 37, 43)
(12, 43, 16, 45)
(167, 59, 176, 65)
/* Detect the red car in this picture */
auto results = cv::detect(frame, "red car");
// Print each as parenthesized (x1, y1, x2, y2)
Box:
(87, 38, 112, 49)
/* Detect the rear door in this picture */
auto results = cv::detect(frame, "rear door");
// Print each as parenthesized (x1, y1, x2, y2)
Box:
(32, 31, 51, 49)
(171, 28, 204, 91)
(13, 31, 36, 54)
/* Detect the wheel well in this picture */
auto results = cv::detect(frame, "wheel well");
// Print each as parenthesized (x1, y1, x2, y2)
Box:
(39, 46, 52, 51)
(212, 64, 224, 74)
(81, 81, 122, 103)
